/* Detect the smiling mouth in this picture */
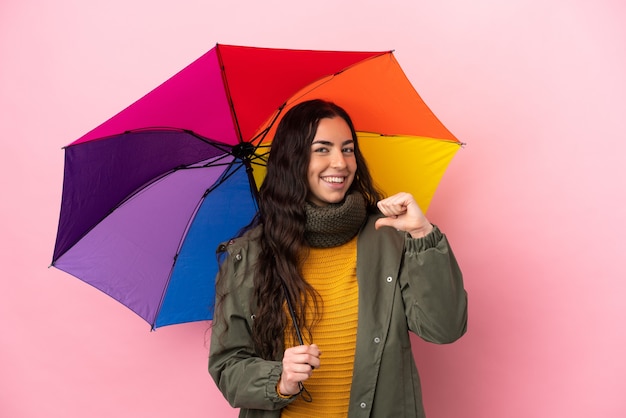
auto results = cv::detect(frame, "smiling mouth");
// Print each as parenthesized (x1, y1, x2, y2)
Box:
(322, 176, 345, 184)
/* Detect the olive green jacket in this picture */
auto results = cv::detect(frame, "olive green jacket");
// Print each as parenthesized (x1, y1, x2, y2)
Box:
(209, 215, 467, 417)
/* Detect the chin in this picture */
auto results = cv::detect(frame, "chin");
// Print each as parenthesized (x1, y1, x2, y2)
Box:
(308, 193, 347, 207)
(324, 194, 348, 204)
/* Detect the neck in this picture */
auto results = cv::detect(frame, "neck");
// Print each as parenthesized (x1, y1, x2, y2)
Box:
(304, 193, 367, 248)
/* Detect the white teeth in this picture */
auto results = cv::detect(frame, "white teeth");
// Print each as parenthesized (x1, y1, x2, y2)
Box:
(323, 176, 344, 184)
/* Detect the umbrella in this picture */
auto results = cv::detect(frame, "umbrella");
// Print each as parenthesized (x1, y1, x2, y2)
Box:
(51, 44, 462, 330)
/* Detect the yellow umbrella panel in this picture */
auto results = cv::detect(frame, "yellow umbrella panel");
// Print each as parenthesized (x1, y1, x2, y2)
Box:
(357, 132, 460, 213)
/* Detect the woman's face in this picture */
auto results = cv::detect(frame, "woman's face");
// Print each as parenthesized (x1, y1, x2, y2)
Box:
(307, 116, 357, 206)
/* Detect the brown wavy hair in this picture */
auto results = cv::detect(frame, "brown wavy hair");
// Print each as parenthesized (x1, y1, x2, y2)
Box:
(252, 99, 383, 359)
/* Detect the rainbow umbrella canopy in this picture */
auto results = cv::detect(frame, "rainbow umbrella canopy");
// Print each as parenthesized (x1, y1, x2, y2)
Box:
(51, 44, 462, 330)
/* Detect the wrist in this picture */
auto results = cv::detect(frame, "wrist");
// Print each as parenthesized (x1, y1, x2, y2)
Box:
(408, 223, 433, 238)
(276, 379, 299, 398)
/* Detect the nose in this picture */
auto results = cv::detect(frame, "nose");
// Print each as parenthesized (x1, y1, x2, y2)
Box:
(330, 149, 347, 168)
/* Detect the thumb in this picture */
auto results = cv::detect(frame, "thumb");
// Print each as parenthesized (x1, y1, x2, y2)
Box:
(375, 216, 397, 230)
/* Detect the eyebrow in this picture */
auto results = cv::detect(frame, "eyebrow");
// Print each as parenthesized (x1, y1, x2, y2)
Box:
(311, 139, 354, 146)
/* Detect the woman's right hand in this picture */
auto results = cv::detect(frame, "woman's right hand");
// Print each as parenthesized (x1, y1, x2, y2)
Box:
(278, 344, 321, 396)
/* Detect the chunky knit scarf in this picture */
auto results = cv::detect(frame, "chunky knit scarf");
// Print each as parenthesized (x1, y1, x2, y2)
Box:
(304, 193, 367, 248)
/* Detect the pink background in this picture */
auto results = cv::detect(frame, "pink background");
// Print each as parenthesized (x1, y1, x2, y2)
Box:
(2, 1, 625, 417)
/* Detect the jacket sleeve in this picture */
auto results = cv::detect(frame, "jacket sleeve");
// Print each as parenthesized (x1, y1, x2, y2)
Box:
(208, 242, 295, 411)
(399, 225, 468, 343)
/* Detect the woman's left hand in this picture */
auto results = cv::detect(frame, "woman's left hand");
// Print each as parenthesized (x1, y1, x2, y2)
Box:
(375, 192, 433, 238)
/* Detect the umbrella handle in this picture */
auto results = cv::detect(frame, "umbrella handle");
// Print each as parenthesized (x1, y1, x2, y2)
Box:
(282, 280, 305, 345)
(281, 280, 313, 403)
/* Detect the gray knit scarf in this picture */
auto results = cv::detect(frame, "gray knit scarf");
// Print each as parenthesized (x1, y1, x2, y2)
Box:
(304, 193, 367, 248)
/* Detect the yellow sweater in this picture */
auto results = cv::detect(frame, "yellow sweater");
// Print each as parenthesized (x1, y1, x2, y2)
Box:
(282, 237, 359, 417)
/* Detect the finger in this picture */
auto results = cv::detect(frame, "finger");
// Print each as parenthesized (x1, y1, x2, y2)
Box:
(287, 362, 316, 374)
(287, 344, 321, 358)
(308, 344, 321, 359)
(377, 201, 408, 217)
(284, 352, 318, 369)
(308, 356, 321, 370)
(286, 344, 310, 354)
(284, 345, 321, 373)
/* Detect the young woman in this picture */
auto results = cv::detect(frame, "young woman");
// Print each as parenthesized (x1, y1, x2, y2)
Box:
(209, 99, 467, 417)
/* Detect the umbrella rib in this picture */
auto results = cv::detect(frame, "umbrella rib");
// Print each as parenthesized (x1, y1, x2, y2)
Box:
(152, 183, 208, 330)
(215, 45, 244, 144)
(204, 161, 244, 196)
(248, 103, 287, 146)
(122, 128, 260, 209)
(184, 129, 272, 166)
(276, 51, 393, 113)
(51, 163, 189, 267)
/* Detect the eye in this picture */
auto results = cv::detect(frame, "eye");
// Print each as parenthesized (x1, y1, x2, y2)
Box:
(312, 146, 329, 153)
(343, 147, 355, 154)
